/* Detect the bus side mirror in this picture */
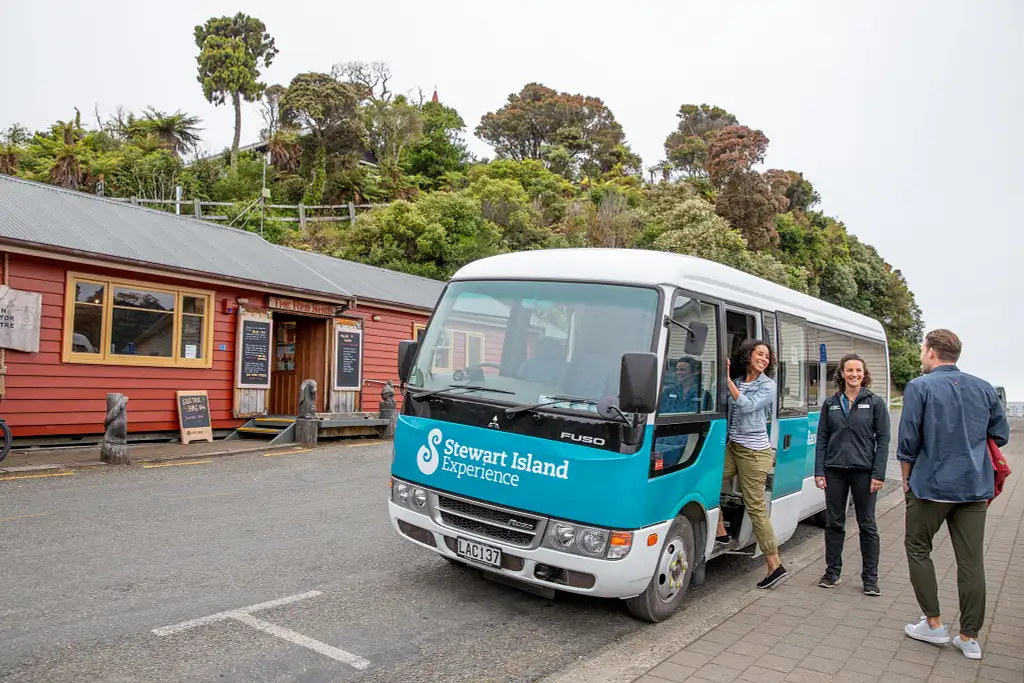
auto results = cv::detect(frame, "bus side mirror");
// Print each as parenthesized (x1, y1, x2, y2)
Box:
(684, 321, 708, 356)
(619, 352, 660, 414)
(398, 340, 418, 384)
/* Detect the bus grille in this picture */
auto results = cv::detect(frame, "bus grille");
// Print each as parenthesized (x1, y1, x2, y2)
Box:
(435, 495, 543, 547)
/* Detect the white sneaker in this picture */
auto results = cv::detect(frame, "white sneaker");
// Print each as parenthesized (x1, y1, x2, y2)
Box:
(905, 616, 950, 644)
(952, 636, 982, 660)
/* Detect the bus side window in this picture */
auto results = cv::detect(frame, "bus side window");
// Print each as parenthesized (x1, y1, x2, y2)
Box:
(659, 294, 720, 416)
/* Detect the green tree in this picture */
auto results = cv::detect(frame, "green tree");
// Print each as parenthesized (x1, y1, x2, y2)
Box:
(363, 95, 423, 199)
(0, 124, 29, 175)
(765, 169, 820, 213)
(663, 104, 738, 179)
(279, 72, 364, 205)
(467, 158, 574, 225)
(342, 193, 500, 279)
(476, 83, 641, 180)
(465, 176, 552, 251)
(194, 13, 278, 166)
(404, 100, 471, 190)
(133, 107, 203, 157)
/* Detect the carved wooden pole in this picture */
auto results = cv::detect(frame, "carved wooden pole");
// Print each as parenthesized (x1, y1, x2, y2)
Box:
(379, 380, 397, 439)
(295, 379, 318, 447)
(101, 393, 130, 465)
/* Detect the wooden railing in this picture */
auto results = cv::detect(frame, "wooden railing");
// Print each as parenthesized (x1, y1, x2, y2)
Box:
(106, 197, 384, 228)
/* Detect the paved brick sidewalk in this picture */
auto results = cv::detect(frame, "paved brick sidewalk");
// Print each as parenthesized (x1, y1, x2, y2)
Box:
(635, 422, 1023, 683)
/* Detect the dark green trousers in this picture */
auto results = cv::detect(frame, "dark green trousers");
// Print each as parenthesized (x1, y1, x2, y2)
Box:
(904, 491, 987, 638)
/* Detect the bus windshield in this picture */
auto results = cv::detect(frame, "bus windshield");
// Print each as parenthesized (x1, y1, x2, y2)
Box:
(409, 280, 661, 413)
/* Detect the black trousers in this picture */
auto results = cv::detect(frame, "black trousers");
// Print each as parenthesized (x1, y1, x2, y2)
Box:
(824, 467, 879, 583)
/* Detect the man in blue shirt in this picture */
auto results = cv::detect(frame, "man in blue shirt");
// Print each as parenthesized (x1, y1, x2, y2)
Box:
(897, 329, 1010, 660)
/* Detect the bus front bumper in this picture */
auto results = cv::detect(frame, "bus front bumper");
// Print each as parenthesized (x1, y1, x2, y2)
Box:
(388, 500, 672, 599)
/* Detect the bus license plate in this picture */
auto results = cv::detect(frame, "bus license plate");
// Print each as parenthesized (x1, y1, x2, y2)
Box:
(456, 538, 502, 567)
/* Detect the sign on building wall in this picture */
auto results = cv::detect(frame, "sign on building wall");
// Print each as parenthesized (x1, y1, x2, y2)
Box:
(333, 326, 363, 391)
(177, 390, 213, 444)
(237, 316, 273, 389)
(267, 296, 339, 317)
(0, 286, 43, 353)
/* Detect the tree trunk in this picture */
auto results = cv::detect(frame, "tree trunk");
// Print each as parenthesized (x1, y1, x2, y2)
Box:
(231, 93, 242, 167)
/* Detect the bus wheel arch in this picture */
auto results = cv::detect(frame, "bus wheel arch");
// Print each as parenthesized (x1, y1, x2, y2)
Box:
(679, 502, 708, 586)
(625, 515, 696, 622)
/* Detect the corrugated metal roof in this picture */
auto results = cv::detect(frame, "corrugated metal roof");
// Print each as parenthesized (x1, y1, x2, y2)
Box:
(0, 175, 443, 310)
(274, 246, 444, 311)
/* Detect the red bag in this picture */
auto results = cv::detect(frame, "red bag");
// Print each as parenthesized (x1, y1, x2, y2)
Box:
(988, 438, 1011, 507)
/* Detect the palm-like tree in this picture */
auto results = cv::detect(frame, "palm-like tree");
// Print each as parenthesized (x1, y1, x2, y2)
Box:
(31, 110, 91, 189)
(134, 107, 203, 157)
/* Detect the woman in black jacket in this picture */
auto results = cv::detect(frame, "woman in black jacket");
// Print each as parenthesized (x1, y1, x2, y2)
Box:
(814, 353, 890, 595)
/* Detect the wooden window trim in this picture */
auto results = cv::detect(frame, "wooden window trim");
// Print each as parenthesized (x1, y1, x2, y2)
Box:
(62, 271, 215, 369)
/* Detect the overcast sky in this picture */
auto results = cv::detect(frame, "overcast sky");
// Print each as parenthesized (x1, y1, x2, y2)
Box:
(2, 0, 1021, 400)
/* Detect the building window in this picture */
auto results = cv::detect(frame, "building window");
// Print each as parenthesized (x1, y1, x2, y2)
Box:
(63, 273, 214, 368)
(412, 323, 484, 372)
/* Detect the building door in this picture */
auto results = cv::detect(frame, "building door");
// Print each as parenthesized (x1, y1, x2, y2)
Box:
(269, 314, 329, 415)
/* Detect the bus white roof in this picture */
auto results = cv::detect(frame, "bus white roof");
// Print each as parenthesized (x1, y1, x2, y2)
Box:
(452, 249, 887, 342)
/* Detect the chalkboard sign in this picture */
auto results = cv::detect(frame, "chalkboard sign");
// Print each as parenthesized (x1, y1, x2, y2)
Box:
(333, 327, 363, 391)
(237, 317, 272, 388)
(176, 390, 213, 444)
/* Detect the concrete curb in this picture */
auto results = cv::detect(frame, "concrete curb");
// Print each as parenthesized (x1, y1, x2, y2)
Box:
(0, 443, 319, 474)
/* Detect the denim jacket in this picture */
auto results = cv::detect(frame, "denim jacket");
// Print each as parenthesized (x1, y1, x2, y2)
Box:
(727, 373, 776, 440)
(897, 365, 1010, 502)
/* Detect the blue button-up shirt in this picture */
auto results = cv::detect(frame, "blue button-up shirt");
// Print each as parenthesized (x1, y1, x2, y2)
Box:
(897, 365, 1010, 502)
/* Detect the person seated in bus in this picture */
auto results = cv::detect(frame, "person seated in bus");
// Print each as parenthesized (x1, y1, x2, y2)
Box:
(714, 339, 789, 590)
(661, 357, 713, 414)
(814, 353, 889, 596)
(517, 337, 566, 383)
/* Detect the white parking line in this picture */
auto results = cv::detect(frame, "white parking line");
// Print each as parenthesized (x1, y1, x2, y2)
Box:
(233, 613, 370, 669)
(152, 590, 369, 669)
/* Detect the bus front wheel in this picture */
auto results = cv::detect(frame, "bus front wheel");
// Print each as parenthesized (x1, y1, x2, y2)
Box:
(625, 516, 695, 623)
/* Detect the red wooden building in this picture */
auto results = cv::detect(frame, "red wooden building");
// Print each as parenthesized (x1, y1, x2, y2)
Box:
(0, 176, 444, 443)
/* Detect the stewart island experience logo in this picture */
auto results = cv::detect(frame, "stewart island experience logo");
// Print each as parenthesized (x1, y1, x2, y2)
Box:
(416, 427, 569, 487)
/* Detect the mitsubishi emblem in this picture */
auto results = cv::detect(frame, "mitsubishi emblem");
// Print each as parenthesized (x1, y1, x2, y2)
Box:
(488, 415, 501, 429)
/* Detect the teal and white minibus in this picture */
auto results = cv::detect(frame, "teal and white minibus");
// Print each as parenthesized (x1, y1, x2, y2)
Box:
(388, 249, 889, 621)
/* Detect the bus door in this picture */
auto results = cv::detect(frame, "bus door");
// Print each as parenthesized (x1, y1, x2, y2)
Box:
(756, 311, 810, 555)
(720, 306, 769, 552)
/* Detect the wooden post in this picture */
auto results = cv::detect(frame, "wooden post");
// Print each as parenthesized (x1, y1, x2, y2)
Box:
(101, 393, 130, 465)
(379, 380, 397, 439)
(193, 198, 202, 218)
(347, 201, 356, 223)
(298, 203, 306, 231)
(295, 379, 318, 447)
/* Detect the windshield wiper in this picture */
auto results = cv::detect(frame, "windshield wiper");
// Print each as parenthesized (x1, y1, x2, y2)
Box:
(505, 395, 597, 418)
(410, 384, 515, 402)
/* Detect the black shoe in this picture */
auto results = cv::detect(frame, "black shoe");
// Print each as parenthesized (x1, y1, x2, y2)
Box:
(818, 573, 842, 588)
(715, 534, 731, 547)
(863, 582, 881, 596)
(757, 565, 789, 589)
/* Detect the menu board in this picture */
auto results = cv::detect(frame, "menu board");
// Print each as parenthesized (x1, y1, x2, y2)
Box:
(237, 317, 272, 388)
(176, 390, 213, 444)
(333, 327, 363, 391)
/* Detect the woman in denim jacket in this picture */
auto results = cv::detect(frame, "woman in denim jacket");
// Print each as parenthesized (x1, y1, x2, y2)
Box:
(714, 339, 788, 589)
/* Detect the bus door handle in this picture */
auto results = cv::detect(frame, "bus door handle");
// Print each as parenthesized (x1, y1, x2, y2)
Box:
(783, 434, 792, 450)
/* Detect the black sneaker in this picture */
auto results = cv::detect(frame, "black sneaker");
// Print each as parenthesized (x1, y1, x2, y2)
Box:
(818, 573, 842, 588)
(715, 534, 731, 547)
(863, 582, 881, 596)
(757, 565, 789, 589)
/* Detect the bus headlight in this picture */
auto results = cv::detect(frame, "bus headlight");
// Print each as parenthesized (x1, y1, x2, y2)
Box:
(395, 481, 410, 504)
(412, 488, 427, 508)
(578, 528, 608, 556)
(548, 522, 577, 549)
